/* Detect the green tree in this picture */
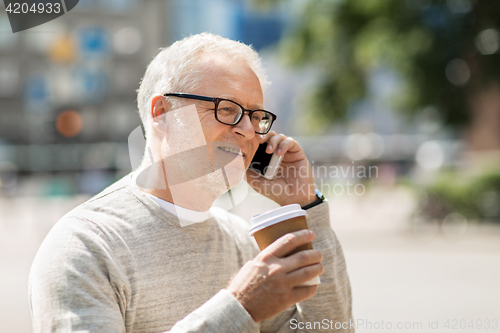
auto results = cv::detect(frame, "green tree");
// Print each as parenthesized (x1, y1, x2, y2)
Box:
(268, 0, 500, 131)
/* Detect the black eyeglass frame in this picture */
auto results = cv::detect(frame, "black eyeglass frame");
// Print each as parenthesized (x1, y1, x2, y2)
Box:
(163, 93, 277, 134)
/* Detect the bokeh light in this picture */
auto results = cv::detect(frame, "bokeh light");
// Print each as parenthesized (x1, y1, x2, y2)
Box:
(445, 58, 470, 86)
(475, 28, 500, 55)
(446, 0, 472, 14)
(113, 27, 142, 55)
(442, 212, 468, 238)
(49, 34, 76, 63)
(416, 141, 444, 170)
(56, 110, 83, 138)
(345, 133, 384, 160)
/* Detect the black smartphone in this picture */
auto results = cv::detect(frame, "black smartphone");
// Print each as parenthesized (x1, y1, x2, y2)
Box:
(249, 142, 283, 180)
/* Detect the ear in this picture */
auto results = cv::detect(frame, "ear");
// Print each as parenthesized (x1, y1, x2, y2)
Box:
(150, 95, 170, 133)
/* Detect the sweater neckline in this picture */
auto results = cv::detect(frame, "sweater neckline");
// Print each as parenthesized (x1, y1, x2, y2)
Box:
(123, 173, 216, 233)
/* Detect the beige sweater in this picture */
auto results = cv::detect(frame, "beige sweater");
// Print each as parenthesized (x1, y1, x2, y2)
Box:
(29, 174, 353, 332)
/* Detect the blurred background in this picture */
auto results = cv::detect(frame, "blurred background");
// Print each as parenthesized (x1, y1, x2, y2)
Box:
(1, 0, 499, 332)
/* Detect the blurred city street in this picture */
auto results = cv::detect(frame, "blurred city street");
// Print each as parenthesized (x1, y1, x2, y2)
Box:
(1, 187, 499, 333)
(330, 191, 500, 333)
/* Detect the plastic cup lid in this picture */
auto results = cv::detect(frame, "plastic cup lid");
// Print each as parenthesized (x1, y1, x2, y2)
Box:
(249, 204, 307, 235)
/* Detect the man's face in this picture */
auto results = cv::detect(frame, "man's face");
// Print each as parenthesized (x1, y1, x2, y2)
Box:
(188, 53, 264, 170)
(142, 53, 265, 208)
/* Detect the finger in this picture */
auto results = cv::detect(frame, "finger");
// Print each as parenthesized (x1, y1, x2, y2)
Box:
(281, 249, 323, 272)
(275, 137, 298, 156)
(264, 230, 316, 258)
(266, 134, 286, 154)
(289, 284, 318, 304)
(287, 263, 324, 288)
(246, 167, 261, 179)
(259, 131, 276, 144)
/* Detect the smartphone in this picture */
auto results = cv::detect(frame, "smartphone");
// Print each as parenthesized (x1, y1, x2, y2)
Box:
(249, 142, 283, 180)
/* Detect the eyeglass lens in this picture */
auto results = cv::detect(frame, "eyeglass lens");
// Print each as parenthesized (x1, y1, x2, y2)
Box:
(217, 100, 272, 134)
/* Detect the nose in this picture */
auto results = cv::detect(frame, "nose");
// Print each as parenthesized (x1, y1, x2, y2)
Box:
(232, 111, 255, 139)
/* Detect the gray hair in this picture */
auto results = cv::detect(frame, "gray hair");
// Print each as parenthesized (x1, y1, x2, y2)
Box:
(137, 32, 270, 143)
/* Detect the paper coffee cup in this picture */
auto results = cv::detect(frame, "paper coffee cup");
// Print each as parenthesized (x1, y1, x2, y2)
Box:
(249, 204, 320, 286)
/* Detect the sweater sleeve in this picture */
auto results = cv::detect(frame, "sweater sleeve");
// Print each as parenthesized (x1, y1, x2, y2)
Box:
(166, 290, 259, 333)
(28, 217, 260, 333)
(28, 218, 128, 333)
(259, 202, 354, 333)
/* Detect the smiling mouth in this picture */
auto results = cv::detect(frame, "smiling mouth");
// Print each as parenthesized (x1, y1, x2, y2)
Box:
(218, 146, 244, 156)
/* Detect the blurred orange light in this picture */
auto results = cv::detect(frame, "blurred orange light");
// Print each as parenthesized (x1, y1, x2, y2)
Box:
(56, 110, 83, 138)
(49, 35, 76, 63)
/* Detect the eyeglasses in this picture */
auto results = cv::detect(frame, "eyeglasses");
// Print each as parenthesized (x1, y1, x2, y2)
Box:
(163, 93, 277, 134)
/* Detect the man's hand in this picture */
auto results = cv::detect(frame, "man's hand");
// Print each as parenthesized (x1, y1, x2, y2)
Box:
(227, 230, 324, 323)
(246, 132, 317, 207)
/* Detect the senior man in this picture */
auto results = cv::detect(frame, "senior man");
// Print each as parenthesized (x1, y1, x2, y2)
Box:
(29, 33, 353, 332)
